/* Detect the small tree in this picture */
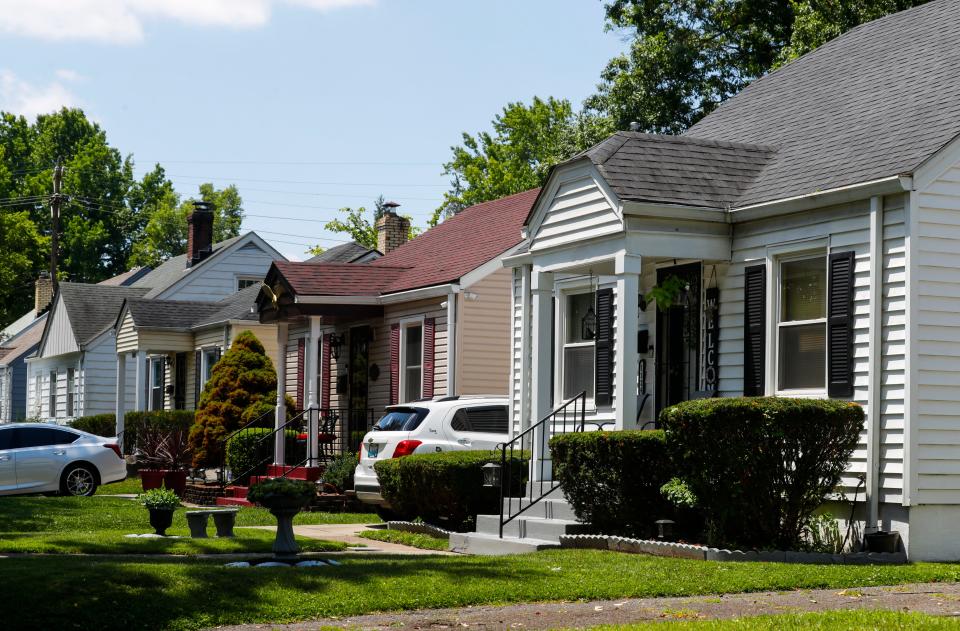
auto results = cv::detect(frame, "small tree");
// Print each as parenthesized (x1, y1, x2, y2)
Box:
(189, 330, 281, 467)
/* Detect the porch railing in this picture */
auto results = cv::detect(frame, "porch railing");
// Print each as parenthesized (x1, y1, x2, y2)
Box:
(220, 410, 308, 487)
(277, 407, 379, 478)
(498, 391, 587, 538)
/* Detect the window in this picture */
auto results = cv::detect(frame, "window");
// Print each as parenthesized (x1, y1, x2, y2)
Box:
(451, 406, 509, 434)
(236, 276, 260, 291)
(150, 357, 164, 411)
(373, 408, 429, 432)
(33, 374, 41, 415)
(66, 368, 75, 417)
(562, 292, 595, 400)
(777, 255, 827, 391)
(202, 348, 221, 384)
(0, 428, 12, 450)
(48, 370, 57, 417)
(400, 324, 423, 402)
(14, 427, 79, 448)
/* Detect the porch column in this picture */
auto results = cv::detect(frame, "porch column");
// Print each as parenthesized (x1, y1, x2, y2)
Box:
(274, 322, 288, 465)
(306, 316, 321, 467)
(134, 351, 148, 411)
(115, 352, 126, 444)
(615, 253, 642, 430)
(518, 264, 532, 435)
(530, 270, 554, 481)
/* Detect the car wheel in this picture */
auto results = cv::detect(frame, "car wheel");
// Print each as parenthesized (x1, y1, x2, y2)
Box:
(61, 465, 98, 497)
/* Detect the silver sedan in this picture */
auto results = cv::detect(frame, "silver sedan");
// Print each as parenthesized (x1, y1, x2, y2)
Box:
(0, 423, 127, 496)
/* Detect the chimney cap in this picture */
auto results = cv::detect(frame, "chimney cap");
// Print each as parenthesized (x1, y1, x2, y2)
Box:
(192, 200, 214, 213)
(382, 200, 401, 213)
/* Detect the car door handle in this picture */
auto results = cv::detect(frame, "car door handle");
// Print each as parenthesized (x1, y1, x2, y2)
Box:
(457, 439, 470, 445)
(52, 450, 67, 456)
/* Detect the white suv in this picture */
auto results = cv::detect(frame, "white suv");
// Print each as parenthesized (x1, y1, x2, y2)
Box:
(354, 396, 510, 515)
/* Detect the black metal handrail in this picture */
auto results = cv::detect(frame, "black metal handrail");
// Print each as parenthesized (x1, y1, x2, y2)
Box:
(275, 407, 379, 479)
(498, 391, 587, 537)
(217, 405, 287, 486)
(222, 410, 307, 487)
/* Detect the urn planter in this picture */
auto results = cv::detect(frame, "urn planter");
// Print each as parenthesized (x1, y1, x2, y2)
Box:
(148, 508, 175, 536)
(246, 479, 317, 560)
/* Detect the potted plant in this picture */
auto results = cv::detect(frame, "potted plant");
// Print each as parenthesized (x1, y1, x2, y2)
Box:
(139, 488, 180, 536)
(247, 478, 317, 559)
(136, 423, 193, 496)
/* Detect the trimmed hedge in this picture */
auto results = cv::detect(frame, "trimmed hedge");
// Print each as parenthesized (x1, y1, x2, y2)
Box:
(69, 414, 116, 438)
(660, 397, 864, 550)
(551, 430, 674, 538)
(375, 450, 527, 531)
(226, 428, 305, 483)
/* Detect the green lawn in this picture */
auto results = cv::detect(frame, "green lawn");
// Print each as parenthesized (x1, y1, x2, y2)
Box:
(358, 528, 449, 550)
(96, 476, 144, 495)
(595, 610, 960, 629)
(4, 551, 960, 631)
(0, 494, 377, 554)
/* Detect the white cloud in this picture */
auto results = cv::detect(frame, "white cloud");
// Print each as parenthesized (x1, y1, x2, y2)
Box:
(0, 0, 375, 44)
(0, 70, 81, 119)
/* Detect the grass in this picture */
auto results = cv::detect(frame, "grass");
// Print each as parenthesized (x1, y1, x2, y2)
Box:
(5, 551, 960, 630)
(0, 494, 377, 554)
(592, 610, 960, 629)
(358, 528, 449, 550)
(96, 476, 144, 495)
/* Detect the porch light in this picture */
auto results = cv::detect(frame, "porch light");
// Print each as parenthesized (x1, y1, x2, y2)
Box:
(655, 519, 676, 541)
(581, 305, 597, 341)
(329, 333, 344, 360)
(482, 462, 502, 488)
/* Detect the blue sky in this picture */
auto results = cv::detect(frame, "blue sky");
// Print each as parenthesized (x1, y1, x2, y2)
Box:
(0, 1, 624, 260)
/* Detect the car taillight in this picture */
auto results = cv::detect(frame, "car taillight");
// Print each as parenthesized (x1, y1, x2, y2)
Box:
(358, 444, 363, 462)
(392, 440, 422, 458)
(104, 443, 123, 459)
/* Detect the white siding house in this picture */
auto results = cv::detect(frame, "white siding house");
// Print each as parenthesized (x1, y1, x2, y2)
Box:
(498, 1, 960, 560)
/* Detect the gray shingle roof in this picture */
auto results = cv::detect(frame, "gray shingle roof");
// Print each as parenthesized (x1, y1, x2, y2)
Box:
(307, 241, 380, 264)
(572, 133, 777, 209)
(58, 283, 149, 347)
(685, 0, 960, 207)
(192, 285, 261, 328)
(123, 285, 260, 331)
(131, 235, 243, 298)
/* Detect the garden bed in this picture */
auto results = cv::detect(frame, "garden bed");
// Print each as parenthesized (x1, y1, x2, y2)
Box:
(559, 534, 907, 565)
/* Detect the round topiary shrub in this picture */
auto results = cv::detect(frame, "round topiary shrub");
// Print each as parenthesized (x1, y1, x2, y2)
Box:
(659, 397, 864, 550)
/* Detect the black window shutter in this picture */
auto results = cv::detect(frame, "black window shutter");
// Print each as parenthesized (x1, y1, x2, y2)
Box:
(828, 251, 856, 397)
(194, 350, 201, 408)
(743, 264, 766, 396)
(594, 288, 614, 406)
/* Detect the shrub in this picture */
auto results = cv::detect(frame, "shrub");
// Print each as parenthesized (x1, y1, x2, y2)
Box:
(660, 397, 864, 550)
(551, 430, 674, 538)
(375, 450, 527, 531)
(189, 330, 283, 467)
(69, 414, 116, 437)
(247, 478, 316, 506)
(138, 488, 181, 510)
(323, 453, 357, 492)
(225, 428, 305, 483)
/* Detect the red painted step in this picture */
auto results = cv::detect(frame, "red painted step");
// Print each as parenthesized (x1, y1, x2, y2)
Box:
(225, 485, 248, 499)
(265, 465, 322, 481)
(216, 497, 253, 507)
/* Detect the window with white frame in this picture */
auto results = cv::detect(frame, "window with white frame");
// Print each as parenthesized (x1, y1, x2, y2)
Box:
(66, 367, 75, 417)
(562, 291, 595, 400)
(48, 370, 57, 417)
(236, 276, 260, 291)
(400, 323, 423, 402)
(150, 357, 164, 411)
(34, 374, 41, 415)
(201, 347, 220, 385)
(777, 254, 827, 391)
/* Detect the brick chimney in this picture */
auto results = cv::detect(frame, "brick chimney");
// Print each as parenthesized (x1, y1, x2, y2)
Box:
(186, 201, 215, 268)
(376, 201, 410, 255)
(35, 272, 54, 315)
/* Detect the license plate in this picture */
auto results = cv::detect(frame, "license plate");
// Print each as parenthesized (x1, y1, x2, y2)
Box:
(366, 444, 379, 458)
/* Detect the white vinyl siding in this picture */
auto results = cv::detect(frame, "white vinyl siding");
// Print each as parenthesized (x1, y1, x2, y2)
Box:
(153, 241, 275, 302)
(528, 164, 622, 252)
(38, 297, 79, 358)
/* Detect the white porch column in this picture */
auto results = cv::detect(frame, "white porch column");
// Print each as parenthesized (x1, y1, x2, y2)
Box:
(306, 316, 321, 467)
(615, 253, 642, 430)
(115, 352, 127, 443)
(134, 351, 148, 411)
(274, 322, 288, 465)
(446, 290, 458, 396)
(530, 270, 554, 481)
(518, 264, 532, 435)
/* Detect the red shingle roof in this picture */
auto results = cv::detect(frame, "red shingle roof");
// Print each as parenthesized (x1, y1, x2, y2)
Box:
(273, 188, 538, 298)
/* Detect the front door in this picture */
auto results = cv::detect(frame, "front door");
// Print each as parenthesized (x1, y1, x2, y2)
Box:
(656, 263, 701, 414)
(173, 353, 187, 410)
(348, 326, 371, 413)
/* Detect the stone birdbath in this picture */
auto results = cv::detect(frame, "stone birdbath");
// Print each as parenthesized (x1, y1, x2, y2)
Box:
(246, 478, 317, 561)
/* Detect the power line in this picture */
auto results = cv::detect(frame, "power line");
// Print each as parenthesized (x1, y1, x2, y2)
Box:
(137, 159, 441, 166)
(165, 176, 445, 188)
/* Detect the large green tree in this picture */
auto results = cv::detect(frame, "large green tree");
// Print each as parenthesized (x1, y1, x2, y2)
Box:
(434, 97, 613, 225)
(310, 195, 418, 254)
(589, 0, 928, 133)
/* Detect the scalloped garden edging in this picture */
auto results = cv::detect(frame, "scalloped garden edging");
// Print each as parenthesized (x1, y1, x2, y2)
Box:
(385, 521, 453, 539)
(559, 534, 907, 565)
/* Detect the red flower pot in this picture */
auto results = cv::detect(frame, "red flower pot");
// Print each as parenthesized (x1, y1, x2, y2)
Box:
(139, 469, 167, 491)
(164, 470, 188, 497)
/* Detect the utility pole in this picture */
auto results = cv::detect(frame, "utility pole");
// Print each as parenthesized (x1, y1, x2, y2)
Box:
(50, 159, 64, 289)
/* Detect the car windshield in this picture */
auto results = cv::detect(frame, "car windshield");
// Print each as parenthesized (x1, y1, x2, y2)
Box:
(372, 408, 428, 432)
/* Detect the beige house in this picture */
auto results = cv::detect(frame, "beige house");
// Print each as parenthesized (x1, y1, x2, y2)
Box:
(255, 190, 537, 464)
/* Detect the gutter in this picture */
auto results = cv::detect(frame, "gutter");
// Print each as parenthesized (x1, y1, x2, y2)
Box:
(729, 176, 911, 222)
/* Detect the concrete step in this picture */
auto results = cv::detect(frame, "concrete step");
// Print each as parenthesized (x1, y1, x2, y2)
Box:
(522, 481, 565, 499)
(501, 497, 577, 521)
(475, 514, 590, 540)
(449, 531, 560, 555)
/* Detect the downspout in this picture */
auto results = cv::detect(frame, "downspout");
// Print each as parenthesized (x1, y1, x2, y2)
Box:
(866, 195, 884, 532)
(446, 288, 458, 396)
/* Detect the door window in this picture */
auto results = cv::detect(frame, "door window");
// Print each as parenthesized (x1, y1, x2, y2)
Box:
(14, 427, 79, 448)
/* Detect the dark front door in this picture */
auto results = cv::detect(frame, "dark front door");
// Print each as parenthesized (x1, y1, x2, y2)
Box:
(656, 263, 701, 414)
(173, 353, 187, 410)
(348, 326, 371, 413)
